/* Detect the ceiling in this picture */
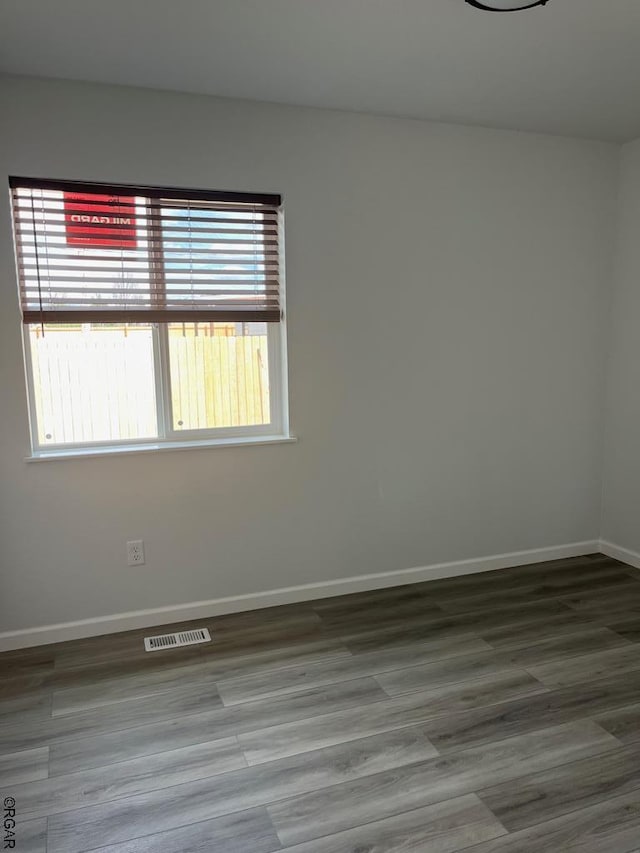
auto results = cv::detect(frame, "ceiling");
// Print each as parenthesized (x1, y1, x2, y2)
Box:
(1, 0, 640, 143)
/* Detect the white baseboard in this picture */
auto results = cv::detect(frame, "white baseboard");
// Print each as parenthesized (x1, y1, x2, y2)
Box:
(0, 539, 601, 651)
(599, 539, 640, 570)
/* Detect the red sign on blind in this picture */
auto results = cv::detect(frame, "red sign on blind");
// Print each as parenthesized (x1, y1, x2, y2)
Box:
(64, 193, 138, 249)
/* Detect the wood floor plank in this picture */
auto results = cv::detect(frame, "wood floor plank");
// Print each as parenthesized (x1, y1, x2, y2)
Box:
(276, 794, 505, 853)
(48, 678, 387, 775)
(462, 789, 640, 853)
(479, 743, 640, 832)
(507, 630, 633, 668)
(595, 702, 640, 744)
(52, 640, 352, 715)
(47, 727, 439, 853)
(410, 555, 617, 596)
(593, 608, 640, 625)
(420, 560, 625, 599)
(238, 670, 547, 765)
(343, 600, 574, 654)
(53, 609, 328, 671)
(528, 643, 640, 689)
(561, 585, 640, 613)
(311, 583, 432, 614)
(315, 597, 446, 634)
(48, 635, 352, 701)
(0, 672, 53, 702)
(0, 681, 224, 754)
(375, 652, 526, 697)
(268, 720, 618, 845)
(603, 617, 640, 644)
(48, 677, 223, 721)
(376, 628, 629, 697)
(50, 660, 232, 717)
(8, 818, 47, 853)
(0, 690, 51, 722)
(218, 634, 490, 706)
(342, 617, 477, 654)
(8, 736, 246, 821)
(477, 611, 598, 647)
(420, 669, 640, 753)
(0, 648, 55, 677)
(83, 808, 282, 853)
(434, 574, 639, 615)
(0, 747, 49, 785)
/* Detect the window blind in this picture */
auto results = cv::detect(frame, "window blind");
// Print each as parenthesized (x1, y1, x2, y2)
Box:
(10, 177, 282, 325)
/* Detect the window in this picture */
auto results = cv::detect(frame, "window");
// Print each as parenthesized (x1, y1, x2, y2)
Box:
(10, 177, 289, 456)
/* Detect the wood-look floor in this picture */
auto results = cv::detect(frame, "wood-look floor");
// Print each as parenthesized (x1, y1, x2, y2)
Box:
(3, 554, 640, 851)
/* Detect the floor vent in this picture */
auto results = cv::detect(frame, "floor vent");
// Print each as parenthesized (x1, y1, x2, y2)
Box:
(144, 627, 211, 652)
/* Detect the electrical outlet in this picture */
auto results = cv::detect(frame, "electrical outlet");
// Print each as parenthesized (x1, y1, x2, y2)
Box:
(127, 540, 145, 566)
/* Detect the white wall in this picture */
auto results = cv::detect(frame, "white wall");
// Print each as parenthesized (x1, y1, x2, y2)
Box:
(602, 139, 640, 554)
(0, 76, 618, 637)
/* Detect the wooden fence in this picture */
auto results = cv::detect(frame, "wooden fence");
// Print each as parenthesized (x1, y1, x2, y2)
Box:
(168, 331, 268, 430)
(29, 325, 269, 445)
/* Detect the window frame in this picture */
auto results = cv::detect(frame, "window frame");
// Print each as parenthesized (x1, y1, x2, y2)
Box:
(154, 319, 287, 443)
(16, 186, 290, 458)
(23, 320, 289, 457)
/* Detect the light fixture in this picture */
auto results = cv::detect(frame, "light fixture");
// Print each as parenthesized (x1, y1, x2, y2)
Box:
(465, 0, 551, 10)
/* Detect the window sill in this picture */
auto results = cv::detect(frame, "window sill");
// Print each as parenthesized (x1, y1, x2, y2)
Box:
(25, 434, 297, 462)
